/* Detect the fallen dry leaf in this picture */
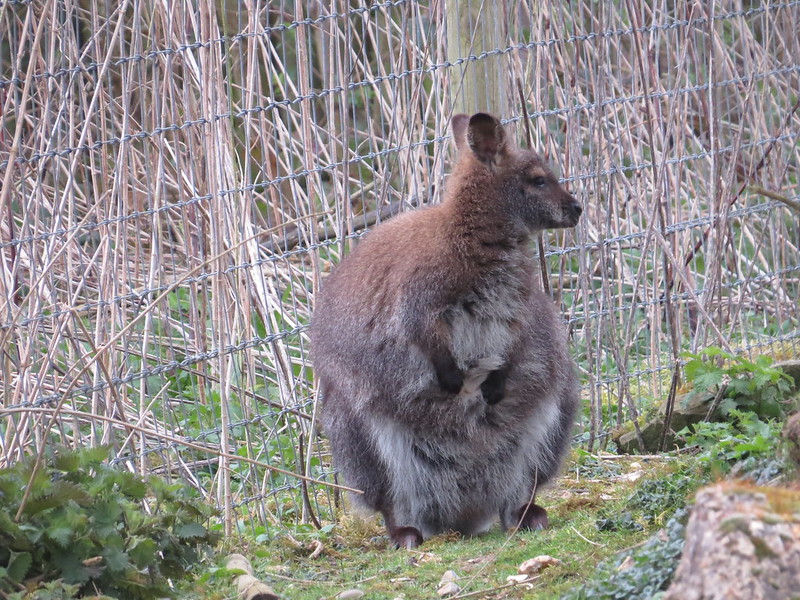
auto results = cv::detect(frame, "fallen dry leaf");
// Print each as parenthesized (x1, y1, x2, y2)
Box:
(617, 555, 635, 572)
(409, 551, 439, 565)
(518, 555, 562, 575)
(308, 539, 324, 559)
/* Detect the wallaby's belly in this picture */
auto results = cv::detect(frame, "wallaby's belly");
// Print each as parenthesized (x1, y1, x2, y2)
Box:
(367, 382, 563, 538)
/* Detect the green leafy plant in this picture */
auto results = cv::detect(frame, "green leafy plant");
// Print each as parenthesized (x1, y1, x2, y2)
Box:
(595, 511, 643, 533)
(0, 446, 219, 599)
(572, 448, 624, 479)
(9, 581, 88, 600)
(628, 471, 698, 525)
(682, 348, 795, 418)
(676, 410, 784, 481)
(565, 510, 687, 600)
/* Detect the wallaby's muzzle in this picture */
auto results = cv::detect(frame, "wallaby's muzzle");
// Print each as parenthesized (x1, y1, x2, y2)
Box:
(563, 194, 583, 226)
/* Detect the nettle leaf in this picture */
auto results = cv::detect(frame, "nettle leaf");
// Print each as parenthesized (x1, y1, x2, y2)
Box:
(754, 354, 774, 368)
(704, 347, 731, 360)
(45, 524, 75, 548)
(6, 551, 32, 583)
(760, 401, 782, 419)
(90, 501, 124, 538)
(0, 511, 27, 544)
(52, 553, 90, 585)
(23, 495, 61, 516)
(1, 446, 218, 599)
(174, 522, 207, 540)
(52, 449, 82, 473)
(727, 378, 752, 396)
(760, 386, 779, 403)
(25, 481, 92, 516)
(85, 470, 119, 497)
(78, 445, 111, 467)
(18, 523, 44, 545)
(101, 546, 130, 574)
(145, 475, 168, 497)
(52, 480, 92, 504)
(116, 472, 148, 499)
(0, 471, 24, 500)
(718, 397, 738, 416)
(693, 369, 724, 391)
(175, 501, 209, 520)
(127, 537, 157, 566)
(753, 371, 772, 388)
(15, 457, 51, 492)
(61, 506, 89, 534)
(752, 418, 772, 437)
(681, 358, 704, 381)
(126, 509, 156, 534)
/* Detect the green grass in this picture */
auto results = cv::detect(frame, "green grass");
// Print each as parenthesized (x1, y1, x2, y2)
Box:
(179, 455, 702, 599)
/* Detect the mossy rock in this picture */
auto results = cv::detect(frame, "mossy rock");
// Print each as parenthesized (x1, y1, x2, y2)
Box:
(775, 359, 800, 392)
(613, 391, 716, 454)
(783, 412, 800, 467)
(665, 482, 800, 600)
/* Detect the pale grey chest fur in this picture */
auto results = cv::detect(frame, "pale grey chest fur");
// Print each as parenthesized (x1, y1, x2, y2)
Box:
(447, 263, 529, 370)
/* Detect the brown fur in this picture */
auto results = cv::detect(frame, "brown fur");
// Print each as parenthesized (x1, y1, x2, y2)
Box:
(311, 113, 582, 548)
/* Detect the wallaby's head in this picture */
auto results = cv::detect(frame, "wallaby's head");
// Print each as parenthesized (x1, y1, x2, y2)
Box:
(451, 112, 582, 232)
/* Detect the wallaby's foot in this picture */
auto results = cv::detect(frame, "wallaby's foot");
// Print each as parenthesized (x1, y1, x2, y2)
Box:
(389, 526, 424, 549)
(516, 503, 549, 530)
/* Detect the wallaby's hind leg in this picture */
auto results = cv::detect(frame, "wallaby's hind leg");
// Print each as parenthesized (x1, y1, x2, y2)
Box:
(323, 382, 423, 549)
(321, 382, 393, 515)
(503, 383, 579, 532)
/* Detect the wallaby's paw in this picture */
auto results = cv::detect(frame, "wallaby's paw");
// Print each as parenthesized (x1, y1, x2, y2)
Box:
(459, 356, 505, 396)
(474, 355, 505, 372)
(390, 526, 424, 549)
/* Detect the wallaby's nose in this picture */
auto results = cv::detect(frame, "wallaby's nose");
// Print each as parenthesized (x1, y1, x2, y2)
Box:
(564, 195, 582, 224)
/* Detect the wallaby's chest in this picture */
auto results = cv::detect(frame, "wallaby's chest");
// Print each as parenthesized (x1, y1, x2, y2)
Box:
(445, 268, 529, 367)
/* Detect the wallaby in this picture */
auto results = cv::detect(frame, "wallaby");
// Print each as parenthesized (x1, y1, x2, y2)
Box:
(310, 112, 582, 549)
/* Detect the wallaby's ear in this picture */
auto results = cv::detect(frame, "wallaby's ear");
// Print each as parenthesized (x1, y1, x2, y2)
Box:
(452, 113, 471, 150)
(466, 113, 507, 166)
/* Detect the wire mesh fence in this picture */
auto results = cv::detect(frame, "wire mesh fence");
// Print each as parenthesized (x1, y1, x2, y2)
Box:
(1, 0, 799, 533)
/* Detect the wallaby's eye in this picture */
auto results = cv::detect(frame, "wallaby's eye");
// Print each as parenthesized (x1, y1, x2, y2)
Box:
(525, 176, 547, 188)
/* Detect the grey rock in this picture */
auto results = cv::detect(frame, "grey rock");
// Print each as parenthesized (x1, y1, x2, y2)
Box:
(337, 590, 365, 599)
